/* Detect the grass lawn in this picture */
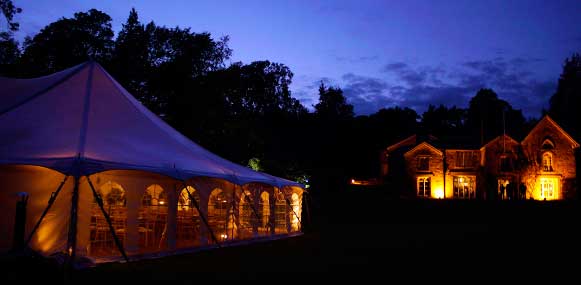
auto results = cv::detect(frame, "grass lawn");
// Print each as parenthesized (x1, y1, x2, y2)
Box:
(2, 188, 580, 283)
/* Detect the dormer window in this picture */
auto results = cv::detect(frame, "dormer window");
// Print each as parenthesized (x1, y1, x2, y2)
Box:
(542, 138, 554, 150)
(542, 152, 553, 172)
(500, 155, 513, 172)
(418, 156, 430, 171)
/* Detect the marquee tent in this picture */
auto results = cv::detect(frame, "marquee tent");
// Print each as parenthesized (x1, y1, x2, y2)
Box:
(0, 61, 304, 264)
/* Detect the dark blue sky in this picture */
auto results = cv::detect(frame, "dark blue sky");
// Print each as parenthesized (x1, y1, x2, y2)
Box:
(9, 0, 581, 118)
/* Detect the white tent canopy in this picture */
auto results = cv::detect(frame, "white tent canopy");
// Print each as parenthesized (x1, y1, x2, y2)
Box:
(0, 62, 304, 262)
(0, 61, 302, 188)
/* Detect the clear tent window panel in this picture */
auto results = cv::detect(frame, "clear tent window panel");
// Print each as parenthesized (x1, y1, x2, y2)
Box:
(176, 186, 201, 248)
(89, 181, 127, 257)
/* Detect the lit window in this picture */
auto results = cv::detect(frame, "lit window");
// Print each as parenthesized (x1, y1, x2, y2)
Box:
(418, 156, 430, 171)
(542, 153, 553, 172)
(417, 177, 431, 198)
(453, 176, 475, 199)
(540, 178, 555, 199)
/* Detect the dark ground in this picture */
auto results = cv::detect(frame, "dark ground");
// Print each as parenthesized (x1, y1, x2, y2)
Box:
(2, 188, 580, 283)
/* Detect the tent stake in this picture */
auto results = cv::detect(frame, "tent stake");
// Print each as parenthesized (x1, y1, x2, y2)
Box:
(25, 175, 70, 247)
(86, 176, 129, 262)
(181, 182, 221, 247)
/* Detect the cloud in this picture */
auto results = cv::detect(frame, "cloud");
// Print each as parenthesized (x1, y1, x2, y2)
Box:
(292, 89, 317, 111)
(341, 73, 394, 114)
(382, 62, 447, 87)
(335, 55, 379, 63)
(337, 56, 555, 117)
(307, 77, 335, 89)
(383, 62, 408, 71)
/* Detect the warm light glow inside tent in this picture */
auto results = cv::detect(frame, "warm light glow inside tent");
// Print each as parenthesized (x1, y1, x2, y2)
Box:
(0, 61, 304, 265)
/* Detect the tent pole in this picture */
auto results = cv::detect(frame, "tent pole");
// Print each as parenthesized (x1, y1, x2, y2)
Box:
(86, 176, 129, 262)
(231, 184, 235, 240)
(181, 182, 221, 247)
(66, 175, 80, 268)
(25, 175, 70, 247)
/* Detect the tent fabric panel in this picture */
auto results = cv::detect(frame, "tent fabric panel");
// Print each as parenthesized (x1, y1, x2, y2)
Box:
(0, 61, 303, 193)
(82, 64, 232, 178)
(0, 67, 91, 162)
(0, 165, 72, 256)
(96, 64, 279, 184)
(0, 62, 87, 113)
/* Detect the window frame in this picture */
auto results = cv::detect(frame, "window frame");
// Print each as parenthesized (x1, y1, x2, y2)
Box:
(542, 152, 553, 172)
(452, 176, 476, 199)
(417, 156, 430, 171)
(455, 151, 475, 168)
(417, 177, 431, 198)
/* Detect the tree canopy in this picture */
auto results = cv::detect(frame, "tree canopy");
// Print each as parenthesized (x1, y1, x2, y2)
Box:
(19, 9, 114, 76)
(314, 83, 354, 120)
(0, 0, 21, 67)
(549, 53, 581, 137)
(466, 88, 526, 145)
(0, 0, 21, 31)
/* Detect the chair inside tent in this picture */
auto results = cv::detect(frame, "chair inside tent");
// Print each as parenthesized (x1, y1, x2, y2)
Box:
(0, 61, 304, 265)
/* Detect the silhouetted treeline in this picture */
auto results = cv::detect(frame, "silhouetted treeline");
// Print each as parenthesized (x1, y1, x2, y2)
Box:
(1, 4, 580, 201)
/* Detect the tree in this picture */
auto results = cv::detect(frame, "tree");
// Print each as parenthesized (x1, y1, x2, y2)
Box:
(217, 61, 306, 117)
(182, 60, 308, 175)
(548, 53, 581, 138)
(247, 157, 264, 171)
(314, 82, 354, 120)
(466, 88, 526, 144)
(344, 107, 419, 178)
(19, 9, 114, 76)
(1, 0, 21, 32)
(111, 8, 150, 103)
(421, 104, 466, 137)
(146, 25, 232, 120)
(0, 32, 19, 66)
(0, 0, 21, 72)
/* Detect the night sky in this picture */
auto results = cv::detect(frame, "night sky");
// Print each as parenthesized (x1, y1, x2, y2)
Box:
(11, 0, 581, 118)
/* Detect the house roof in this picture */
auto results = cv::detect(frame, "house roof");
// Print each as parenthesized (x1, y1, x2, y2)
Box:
(404, 141, 443, 156)
(521, 115, 580, 148)
(480, 134, 519, 150)
(385, 134, 438, 153)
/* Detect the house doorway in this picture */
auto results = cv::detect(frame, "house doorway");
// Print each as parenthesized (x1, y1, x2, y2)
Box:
(497, 179, 510, 200)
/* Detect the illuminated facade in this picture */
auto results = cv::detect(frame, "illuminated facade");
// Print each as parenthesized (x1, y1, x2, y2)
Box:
(381, 116, 579, 200)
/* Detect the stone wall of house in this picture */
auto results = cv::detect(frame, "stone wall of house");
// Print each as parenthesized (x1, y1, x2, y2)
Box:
(383, 117, 578, 200)
(443, 150, 482, 199)
(480, 138, 521, 200)
(445, 149, 481, 170)
(482, 138, 520, 176)
(380, 150, 389, 177)
(521, 120, 578, 199)
(404, 145, 444, 198)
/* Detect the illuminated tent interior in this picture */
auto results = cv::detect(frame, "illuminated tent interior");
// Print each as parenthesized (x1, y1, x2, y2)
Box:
(0, 61, 304, 264)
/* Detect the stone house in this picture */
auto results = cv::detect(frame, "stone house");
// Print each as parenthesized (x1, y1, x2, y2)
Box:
(381, 115, 579, 200)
